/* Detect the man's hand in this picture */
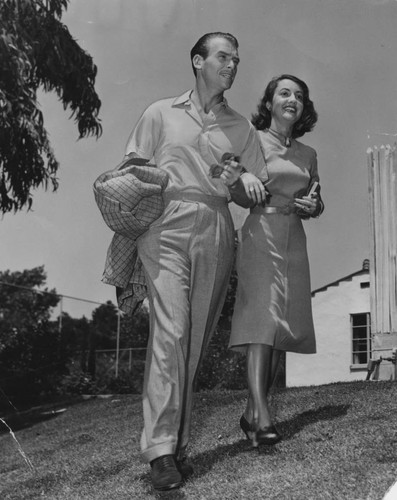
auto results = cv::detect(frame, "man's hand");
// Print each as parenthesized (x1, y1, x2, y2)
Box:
(220, 157, 242, 187)
(116, 153, 151, 171)
(210, 153, 242, 186)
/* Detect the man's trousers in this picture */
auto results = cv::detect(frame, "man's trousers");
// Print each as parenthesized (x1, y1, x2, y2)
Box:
(137, 193, 235, 463)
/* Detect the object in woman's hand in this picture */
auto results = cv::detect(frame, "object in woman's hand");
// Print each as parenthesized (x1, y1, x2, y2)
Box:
(263, 188, 272, 205)
(294, 181, 320, 201)
(307, 181, 319, 198)
(295, 181, 321, 218)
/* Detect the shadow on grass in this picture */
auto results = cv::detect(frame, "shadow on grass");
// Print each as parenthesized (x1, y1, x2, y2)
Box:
(0, 409, 65, 434)
(128, 403, 350, 496)
(278, 403, 351, 440)
(0, 398, 84, 434)
(189, 403, 350, 477)
(151, 488, 189, 499)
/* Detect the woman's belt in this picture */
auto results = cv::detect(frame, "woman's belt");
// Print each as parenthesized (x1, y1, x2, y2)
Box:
(252, 204, 297, 215)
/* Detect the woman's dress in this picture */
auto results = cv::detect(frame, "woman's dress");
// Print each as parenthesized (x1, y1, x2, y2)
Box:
(229, 128, 319, 353)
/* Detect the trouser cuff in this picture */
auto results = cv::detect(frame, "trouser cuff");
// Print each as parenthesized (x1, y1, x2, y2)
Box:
(141, 441, 177, 464)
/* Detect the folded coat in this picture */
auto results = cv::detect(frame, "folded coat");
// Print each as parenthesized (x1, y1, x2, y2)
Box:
(93, 163, 169, 314)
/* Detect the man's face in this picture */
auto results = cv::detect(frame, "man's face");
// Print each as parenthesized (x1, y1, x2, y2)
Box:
(197, 37, 240, 92)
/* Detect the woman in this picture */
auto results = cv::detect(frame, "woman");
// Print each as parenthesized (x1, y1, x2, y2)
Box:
(230, 74, 323, 447)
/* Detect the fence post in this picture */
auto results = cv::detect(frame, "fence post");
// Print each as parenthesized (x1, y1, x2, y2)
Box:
(367, 144, 397, 339)
(115, 310, 121, 378)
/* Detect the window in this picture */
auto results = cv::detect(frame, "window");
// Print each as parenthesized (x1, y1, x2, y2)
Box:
(351, 313, 371, 365)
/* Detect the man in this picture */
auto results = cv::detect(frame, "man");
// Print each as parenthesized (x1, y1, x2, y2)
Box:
(125, 32, 267, 491)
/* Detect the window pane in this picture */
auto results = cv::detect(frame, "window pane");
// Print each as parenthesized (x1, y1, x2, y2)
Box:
(353, 340, 368, 352)
(353, 327, 367, 339)
(352, 314, 367, 326)
(353, 351, 368, 364)
(351, 313, 371, 365)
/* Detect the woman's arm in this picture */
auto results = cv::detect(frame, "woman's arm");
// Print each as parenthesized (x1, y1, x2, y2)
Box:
(228, 177, 256, 208)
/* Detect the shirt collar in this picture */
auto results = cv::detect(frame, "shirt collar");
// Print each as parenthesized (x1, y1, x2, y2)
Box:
(172, 90, 228, 109)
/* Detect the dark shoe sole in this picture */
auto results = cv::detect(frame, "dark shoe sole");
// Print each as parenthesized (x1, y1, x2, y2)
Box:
(153, 480, 183, 491)
(240, 415, 282, 447)
(253, 425, 282, 447)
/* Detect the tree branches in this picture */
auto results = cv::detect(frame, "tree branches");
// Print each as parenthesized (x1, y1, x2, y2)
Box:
(0, 0, 102, 213)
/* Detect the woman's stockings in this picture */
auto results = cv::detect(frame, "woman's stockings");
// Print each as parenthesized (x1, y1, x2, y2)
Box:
(244, 344, 282, 428)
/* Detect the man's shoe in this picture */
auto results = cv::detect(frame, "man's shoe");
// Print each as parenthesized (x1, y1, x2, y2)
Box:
(150, 454, 182, 491)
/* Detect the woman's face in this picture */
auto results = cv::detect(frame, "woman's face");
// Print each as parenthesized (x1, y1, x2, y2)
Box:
(268, 79, 304, 126)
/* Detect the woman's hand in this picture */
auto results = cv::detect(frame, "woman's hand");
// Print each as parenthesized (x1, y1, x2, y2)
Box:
(294, 193, 320, 216)
(240, 172, 267, 205)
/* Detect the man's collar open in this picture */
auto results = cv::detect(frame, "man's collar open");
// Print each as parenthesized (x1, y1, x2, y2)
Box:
(172, 90, 193, 107)
(172, 90, 228, 108)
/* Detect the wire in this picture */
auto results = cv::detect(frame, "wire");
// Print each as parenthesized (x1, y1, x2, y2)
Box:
(0, 281, 109, 306)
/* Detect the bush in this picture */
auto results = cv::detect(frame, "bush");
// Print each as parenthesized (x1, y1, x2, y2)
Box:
(60, 356, 144, 396)
(196, 328, 247, 391)
(60, 371, 99, 396)
(105, 368, 143, 394)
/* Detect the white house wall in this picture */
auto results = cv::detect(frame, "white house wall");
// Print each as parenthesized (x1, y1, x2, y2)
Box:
(286, 273, 370, 387)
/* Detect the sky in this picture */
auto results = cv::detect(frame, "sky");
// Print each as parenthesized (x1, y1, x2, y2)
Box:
(1, 0, 397, 318)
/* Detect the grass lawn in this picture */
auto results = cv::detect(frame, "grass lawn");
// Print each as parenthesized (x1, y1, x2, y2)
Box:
(1, 381, 397, 499)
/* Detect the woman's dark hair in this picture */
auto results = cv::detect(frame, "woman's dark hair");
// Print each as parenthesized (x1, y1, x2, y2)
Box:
(190, 32, 239, 77)
(252, 74, 318, 138)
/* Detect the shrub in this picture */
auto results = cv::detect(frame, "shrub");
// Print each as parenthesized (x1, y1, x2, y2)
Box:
(196, 328, 246, 391)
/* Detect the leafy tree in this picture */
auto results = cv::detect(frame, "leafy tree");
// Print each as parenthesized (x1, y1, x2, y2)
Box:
(89, 301, 150, 352)
(56, 312, 90, 370)
(0, 0, 102, 214)
(0, 266, 66, 406)
(91, 301, 119, 351)
(84, 300, 118, 379)
(120, 305, 150, 349)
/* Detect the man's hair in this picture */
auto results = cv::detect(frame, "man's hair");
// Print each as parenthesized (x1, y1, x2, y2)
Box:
(190, 32, 239, 77)
(251, 74, 318, 138)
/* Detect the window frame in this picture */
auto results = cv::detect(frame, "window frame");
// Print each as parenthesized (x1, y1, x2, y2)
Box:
(351, 312, 371, 367)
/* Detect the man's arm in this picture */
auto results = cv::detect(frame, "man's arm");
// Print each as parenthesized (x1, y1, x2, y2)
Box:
(211, 152, 267, 208)
(114, 153, 151, 171)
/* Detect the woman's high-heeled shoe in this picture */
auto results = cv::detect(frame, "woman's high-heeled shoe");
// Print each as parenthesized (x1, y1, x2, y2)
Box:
(240, 415, 282, 447)
(240, 415, 255, 441)
(253, 425, 282, 447)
